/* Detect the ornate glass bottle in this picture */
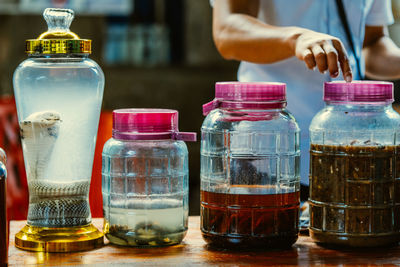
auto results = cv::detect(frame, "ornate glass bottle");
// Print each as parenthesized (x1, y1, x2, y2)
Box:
(13, 8, 104, 252)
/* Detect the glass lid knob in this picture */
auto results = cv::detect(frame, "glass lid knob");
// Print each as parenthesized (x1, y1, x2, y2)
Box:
(38, 8, 79, 40)
(44, 8, 74, 33)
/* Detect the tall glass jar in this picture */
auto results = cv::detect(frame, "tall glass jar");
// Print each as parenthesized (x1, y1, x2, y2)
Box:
(309, 81, 400, 247)
(201, 82, 301, 249)
(102, 109, 196, 247)
(13, 8, 104, 252)
(0, 150, 7, 266)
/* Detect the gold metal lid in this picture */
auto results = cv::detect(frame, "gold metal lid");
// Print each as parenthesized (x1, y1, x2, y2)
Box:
(26, 8, 91, 55)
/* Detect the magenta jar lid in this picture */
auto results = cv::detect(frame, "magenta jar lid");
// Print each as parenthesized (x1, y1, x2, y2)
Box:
(203, 82, 287, 115)
(324, 81, 394, 104)
(112, 108, 196, 141)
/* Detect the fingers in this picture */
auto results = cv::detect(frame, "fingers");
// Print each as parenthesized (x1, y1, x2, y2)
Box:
(311, 45, 327, 74)
(332, 40, 353, 82)
(302, 49, 316, 70)
(301, 41, 352, 81)
(322, 43, 339, 78)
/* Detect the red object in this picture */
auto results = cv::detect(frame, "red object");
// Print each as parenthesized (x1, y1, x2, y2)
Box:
(0, 97, 28, 221)
(89, 111, 112, 218)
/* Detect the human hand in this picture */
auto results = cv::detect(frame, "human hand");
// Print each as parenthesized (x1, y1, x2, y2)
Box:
(294, 29, 352, 82)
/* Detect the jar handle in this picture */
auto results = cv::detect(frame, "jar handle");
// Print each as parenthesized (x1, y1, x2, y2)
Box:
(202, 99, 220, 116)
(173, 132, 197, 142)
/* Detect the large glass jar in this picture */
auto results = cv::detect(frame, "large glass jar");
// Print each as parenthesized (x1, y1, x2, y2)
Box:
(102, 109, 196, 247)
(13, 8, 104, 252)
(201, 82, 301, 249)
(309, 81, 400, 247)
(0, 151, 7, 266)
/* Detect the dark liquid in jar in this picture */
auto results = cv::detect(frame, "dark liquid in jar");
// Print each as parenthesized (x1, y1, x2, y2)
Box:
(201, 187, 299, 249)
(309, 144, 400, 247)
(0, 175, 7, 266)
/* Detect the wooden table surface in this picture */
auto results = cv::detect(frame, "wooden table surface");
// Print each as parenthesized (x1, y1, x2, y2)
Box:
(7, 217, 400, 266)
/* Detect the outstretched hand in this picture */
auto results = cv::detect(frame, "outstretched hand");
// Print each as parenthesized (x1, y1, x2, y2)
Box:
(294, 30, 352, 82)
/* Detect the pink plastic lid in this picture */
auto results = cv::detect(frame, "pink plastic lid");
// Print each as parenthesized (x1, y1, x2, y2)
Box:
(324, 81, 393, 104)
(203, 82, 286, 115)
(112, 108, 197, 141)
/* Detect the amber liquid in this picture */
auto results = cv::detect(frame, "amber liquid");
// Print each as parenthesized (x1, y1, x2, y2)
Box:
(309, 144, 400, 247)
(201, 188, 299, 249)
(0, 176, 7, 266)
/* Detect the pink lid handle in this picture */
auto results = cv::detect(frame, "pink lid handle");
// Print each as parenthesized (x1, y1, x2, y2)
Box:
(202, 99, 220, 116)
(173, 132, 197, 142)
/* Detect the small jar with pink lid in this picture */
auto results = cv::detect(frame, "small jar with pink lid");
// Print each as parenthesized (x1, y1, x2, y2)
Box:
(200, 82, 301, 249)
(309, 81, 400, 247)
(102, 109, 196, 247)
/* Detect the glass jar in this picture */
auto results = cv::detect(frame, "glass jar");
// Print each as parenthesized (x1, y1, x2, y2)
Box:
(309, 81, 400, 247)
(200, 82, 301, 249)
(13, 8, 104, 252)
(102, 109, 196, 247)
(0, 151, 7, 266)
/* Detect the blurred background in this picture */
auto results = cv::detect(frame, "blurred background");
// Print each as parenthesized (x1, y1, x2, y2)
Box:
(1, 0, 400, 220)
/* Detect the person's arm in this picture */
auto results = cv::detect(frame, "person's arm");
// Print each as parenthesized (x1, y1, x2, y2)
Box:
(213, 0, 352, 81)
(363, 25, 400, 80)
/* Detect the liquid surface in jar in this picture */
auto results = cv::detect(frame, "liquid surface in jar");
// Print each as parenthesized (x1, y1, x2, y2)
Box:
(201, 186, 299, 249)
(309, 144, 400, 247)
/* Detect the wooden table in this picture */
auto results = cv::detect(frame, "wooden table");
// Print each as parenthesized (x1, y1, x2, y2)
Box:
(8, 217, 400, 266)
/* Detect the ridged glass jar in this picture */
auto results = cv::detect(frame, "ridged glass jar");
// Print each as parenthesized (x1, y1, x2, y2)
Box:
(102, 109, 196, 247)
(309, 81, 400, 247)
(200, 82, 301, 249)
(13, 8, 104, 252)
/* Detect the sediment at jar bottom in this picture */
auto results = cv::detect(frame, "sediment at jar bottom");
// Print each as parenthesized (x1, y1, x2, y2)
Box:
(104, 220, 187, 247)
(310, 229, 400, 248)
(309, 143, 400, 247)
(27, 180, 91, 227)
(202, 232, 298, 250)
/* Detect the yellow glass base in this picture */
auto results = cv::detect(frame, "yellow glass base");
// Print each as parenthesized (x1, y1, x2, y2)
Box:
(15, 223, 104, 252)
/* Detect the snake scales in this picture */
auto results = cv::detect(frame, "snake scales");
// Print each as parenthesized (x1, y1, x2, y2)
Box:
(28, 180, 91, 227)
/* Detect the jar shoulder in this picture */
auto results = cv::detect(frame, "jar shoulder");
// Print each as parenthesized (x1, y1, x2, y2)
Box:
(310, 105, 400, 132)
(102, 138, 188, 157)
(201, 108, 299, 132)
(14, 57, 102, 73)
(14, 57, 104, 84)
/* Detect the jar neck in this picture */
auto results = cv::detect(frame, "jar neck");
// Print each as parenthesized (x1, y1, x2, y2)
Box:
(325, 101, 392, 111)
(219, 100, 286, 110)
(203, 98, 286, 116)
(28, 53, 89, 59)
(219, 107, 285, 113)
(112, 131, 196, 142)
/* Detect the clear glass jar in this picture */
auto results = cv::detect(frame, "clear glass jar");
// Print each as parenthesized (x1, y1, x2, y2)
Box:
(201, 82, 300, 249)
(102, 109, 196, 247)
(13, 8, 104, 252)
(309, 81, 400, 247)
(0, 151, 7, 266)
